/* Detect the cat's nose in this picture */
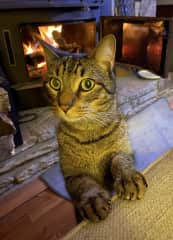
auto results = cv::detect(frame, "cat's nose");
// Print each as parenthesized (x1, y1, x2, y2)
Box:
(60, 105, 70, 113)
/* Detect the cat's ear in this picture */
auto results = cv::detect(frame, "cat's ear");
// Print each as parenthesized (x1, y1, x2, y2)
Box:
(40, 40, 59, 68)
(91, 34, 116, 71)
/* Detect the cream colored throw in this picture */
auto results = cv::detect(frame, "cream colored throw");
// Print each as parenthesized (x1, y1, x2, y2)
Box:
(63, 149, 173, 240)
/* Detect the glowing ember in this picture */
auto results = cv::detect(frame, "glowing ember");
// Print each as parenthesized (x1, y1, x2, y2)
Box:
(37, 61, 47, 69)
(38, 25, 62, 48)
(23, 42, 35, 55)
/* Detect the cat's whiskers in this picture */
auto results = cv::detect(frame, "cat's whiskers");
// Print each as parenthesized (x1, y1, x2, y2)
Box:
(85, 105, 112, 125)
(86, 113, 108, 128)
(75, 104, 105, 128)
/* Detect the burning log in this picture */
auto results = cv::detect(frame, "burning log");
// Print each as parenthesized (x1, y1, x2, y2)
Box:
(52, 30, 82, 52)
(25, 51, 45, 67)
(24, 49, 46, 79)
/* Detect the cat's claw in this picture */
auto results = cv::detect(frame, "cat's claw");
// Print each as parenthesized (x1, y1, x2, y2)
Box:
(114, 170, 148, 200)
(78, 189, 112, 222)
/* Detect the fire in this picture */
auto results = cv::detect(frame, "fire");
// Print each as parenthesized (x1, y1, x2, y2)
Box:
(38, 24, 62, 48)
(37, 61, 47, 69)
(23, 42, 35, 55)
(22, 24, 63, 79)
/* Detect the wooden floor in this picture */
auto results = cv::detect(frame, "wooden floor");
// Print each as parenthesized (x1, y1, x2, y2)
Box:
(0, 179, 77, 240)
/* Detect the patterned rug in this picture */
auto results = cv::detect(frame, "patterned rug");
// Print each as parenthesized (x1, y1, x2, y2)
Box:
(63, 148, 173, 240)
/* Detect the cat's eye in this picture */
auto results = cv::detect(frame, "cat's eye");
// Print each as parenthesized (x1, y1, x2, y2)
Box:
(49, 78, 61, 91)
(80, 79, 95, 92)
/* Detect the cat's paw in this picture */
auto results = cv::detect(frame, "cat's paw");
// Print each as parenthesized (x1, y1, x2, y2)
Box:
(114, 170, 148, 200)
(78, 188, 112, 222)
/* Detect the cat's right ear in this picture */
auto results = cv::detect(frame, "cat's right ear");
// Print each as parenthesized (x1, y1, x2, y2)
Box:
(40, 40, 59, 68)
(91, 34, 116, 71)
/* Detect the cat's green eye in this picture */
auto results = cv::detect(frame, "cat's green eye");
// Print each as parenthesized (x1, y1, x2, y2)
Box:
(80, 79, 95, 92)
(49, 78, 61, 91)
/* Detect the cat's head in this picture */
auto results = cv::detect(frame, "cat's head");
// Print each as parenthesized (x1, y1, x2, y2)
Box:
(42, 34, 117, 124)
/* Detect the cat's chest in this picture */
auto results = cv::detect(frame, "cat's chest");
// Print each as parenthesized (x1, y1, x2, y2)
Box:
(58, 130, 114, 183)
(58, 119, 131, 161)
(57, 120, 132, 183)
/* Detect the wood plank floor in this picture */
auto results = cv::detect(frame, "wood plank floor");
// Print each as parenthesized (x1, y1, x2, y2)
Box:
(0, 179, 77, 240)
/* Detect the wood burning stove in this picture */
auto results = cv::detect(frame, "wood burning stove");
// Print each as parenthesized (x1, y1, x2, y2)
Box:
(0, 1, 106, 109)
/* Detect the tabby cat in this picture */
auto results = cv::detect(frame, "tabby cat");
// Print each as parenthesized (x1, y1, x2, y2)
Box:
(42, 35, 148, 222)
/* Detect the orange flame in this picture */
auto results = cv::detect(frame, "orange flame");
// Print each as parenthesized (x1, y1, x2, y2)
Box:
(37, 61, 47, 69)
(23, 42, 35, 55)
(38, 25, 62, 48)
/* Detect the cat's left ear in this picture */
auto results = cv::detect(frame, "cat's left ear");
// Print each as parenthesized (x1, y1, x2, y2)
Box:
(91, 34, 116, 71)
(40, 40, 59, 68)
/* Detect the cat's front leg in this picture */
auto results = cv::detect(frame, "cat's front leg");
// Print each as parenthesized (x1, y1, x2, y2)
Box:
(110, 152, 148, 200)
(66, 175, 111, 222)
